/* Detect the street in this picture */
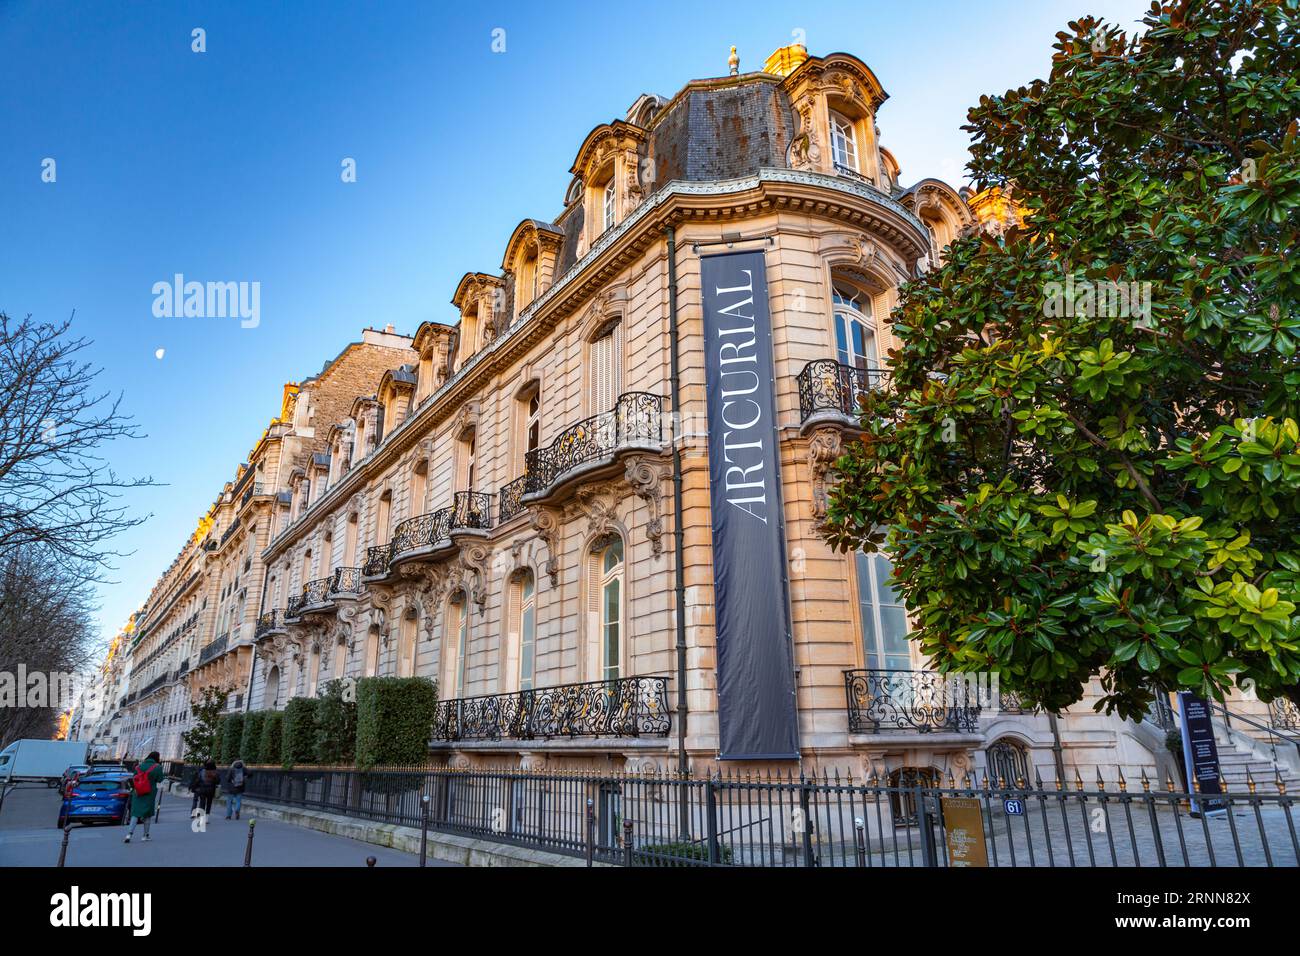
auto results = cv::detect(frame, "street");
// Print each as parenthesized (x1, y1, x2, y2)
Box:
(0, 784, 455, 867)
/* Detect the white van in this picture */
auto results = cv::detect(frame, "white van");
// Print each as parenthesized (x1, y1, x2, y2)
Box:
(0, 739, 94, 786)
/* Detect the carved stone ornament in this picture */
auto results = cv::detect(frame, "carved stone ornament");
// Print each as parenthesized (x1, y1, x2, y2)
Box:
(574, 483, 620, 542)
(624, 455, 667, 557)
(808, 427, 844, 523)
(527, 506, 562, 587)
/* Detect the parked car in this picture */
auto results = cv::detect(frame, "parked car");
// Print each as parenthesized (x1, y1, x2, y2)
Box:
(57, 765, 91, 796)
(56, 772, 133, 828)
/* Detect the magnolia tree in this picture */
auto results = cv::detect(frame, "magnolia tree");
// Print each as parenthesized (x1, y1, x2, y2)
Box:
(823, 0, 1300, 719)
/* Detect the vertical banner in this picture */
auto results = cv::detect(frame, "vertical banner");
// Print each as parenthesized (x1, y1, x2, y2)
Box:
(940, 796, 989, 867)
(1176, 692, 1227, 815)
(701, 250, 799, 760)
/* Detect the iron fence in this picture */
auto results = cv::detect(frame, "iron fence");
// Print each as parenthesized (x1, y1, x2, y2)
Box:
(330, 566, 363, 596)
(231, 764, 1298, 868)
(255, 609, 284, 637)
(362, 544, 392, 578)
(300, 576, 331, 609)
(498, 475, 527, 524)
(844, 669, 982, 733)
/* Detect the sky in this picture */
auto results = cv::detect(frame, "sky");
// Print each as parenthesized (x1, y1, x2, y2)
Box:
(0, 0, 1146, 653)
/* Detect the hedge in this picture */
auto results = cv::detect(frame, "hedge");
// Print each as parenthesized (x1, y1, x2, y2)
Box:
(281, 697, 319, 769)
(241, 710, 267, 765)
(220, 713, 245, 764)
(355, 676, 438, 771)
(315, 679, 358, 765)
(260, 711, 284, 766)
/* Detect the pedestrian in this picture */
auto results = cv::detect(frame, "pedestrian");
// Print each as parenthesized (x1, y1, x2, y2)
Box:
(224, 758, 249, 820)
(123, 751, 165, 843)
(191, 759, 220, 817)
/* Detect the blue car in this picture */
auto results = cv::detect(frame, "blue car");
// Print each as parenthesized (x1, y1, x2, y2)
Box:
(57, 772, 133, 828)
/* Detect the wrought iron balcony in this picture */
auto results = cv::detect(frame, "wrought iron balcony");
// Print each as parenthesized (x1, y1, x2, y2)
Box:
(523, 392, 662, 496)
(433, 675, 671, 742)
(451, 491, 493, 532)
(197, 634, 229, 666)
(797, 359, 891, 424)
(1271, 698, 1300, 732)
(392, 492, 494, 562)
(498, 475, 527, 523)
(298, 576, 332, 611)
(362, 544, 392, 578)
(843, 669, 981, 734)
(285, 594, 304, 620)
(330, 566, 363, 597)
(240, 482, 265, 507)
(255, 609, 285, 638)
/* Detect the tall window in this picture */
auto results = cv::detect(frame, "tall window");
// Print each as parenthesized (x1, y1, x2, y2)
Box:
(525, 390, 541, 459)
(344, 513, 358, 566)
(307, 644, 321, 696)
(602, 179, 617, 232)
(833, 286, 877, 371)
(461, 433, 477, 491)
(377, 491, 392, 544)
(595, 536, 624, 683)
(364, 627, 380, 677)
(856, 550, 910, 672)
(411, 461, 428, 516)
(453, 599, 469, 697)
(830, 112, 859, 172)
(589, 321, 622, 413)
(398, 608, 417, 678)
(513, 571, 536, 691)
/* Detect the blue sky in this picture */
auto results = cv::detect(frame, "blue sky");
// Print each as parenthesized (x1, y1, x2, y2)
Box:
(0, 0, 1143, 651)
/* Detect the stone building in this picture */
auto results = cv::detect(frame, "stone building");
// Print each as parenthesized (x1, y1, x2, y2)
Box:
(96, 45, 1296, 793)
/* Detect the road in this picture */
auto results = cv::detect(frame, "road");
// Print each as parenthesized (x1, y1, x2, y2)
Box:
(0, 783, 456, 867)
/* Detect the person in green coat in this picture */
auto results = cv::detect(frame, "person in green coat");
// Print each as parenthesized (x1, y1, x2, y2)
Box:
(123, 752, 165, 843)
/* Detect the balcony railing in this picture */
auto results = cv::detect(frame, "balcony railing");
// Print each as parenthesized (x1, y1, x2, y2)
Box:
(1271, 698, 1300, 733)
(362, 544, 392, 578)
(391, 492, 494, 562)
(286, 594, 304, 619)
(844, 669, 981, 734)
(433, 675, 671, 742)
(198, 634, 229, 666)
(330, 566, 363, 596)
(255, 610, 285, 638)
(797, 359, 891, 423)
(241, 482, 265, 507)
(299, 576, 332, 610)
(524, 392, 662, 495)
(498, 475, 527, 523)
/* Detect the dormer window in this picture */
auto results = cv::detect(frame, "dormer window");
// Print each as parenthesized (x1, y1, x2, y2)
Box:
(602, 179, 617, 232)
(830, 112, 859, 173)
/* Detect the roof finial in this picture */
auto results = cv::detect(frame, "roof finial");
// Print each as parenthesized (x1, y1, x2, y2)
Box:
(728, 45, 739, 76)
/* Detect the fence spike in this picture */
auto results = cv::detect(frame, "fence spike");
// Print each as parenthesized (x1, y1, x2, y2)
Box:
(1191, 777, 1201, 794)
(1245, 768, 1256, 794)
(1095, 767, 1106, 792)
(980, 771, 989, 790)
(1116, 767, 1127, 792)
(1274, 769, 1286, 796)
(1219, 771, 1229, 794)
(1165, 772, 1176, 793)
(1139, 769, 1151, 792)
(946, 770, 956, 789)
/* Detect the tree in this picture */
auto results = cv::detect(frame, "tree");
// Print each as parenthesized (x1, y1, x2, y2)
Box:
(314, 678, 358, 765)
(182, 687, 229, 762)
(0, 313, 155, 577)
(823, 0, 1300, 719)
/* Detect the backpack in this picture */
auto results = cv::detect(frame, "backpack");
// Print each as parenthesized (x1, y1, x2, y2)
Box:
(131, 765, 153, 796)
(230, 766, 245, 788)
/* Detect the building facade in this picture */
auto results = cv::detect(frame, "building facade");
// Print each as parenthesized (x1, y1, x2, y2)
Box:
(87, 45, 1297, 792)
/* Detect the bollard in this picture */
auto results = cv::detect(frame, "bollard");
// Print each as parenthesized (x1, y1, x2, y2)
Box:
(242, 819, 256, 867)
(623, 820, 634, 867)
(366, 856, 376, 868)
(57, 825, 72, 867)
(419, 794, 431, 868)
(853, 817, 867, 868)
(584, 798, 595, 868)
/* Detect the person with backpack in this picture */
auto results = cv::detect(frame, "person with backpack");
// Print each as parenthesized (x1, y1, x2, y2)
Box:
(190, 759, 220, 817)
(124, 752, 165, 843)
(224, 758, 249, 820)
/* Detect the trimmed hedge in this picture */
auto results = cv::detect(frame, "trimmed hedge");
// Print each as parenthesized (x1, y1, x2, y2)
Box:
(281, 697, 319, 769)
(355, 676, 438, 771)
(220, 713, 245, 764)
(241, 711, 267, 765)
(315, 679, 358, 765)
(260, 711, 284, 766)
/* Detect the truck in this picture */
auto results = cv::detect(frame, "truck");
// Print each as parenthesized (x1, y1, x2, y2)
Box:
(0, 739, 94, 786)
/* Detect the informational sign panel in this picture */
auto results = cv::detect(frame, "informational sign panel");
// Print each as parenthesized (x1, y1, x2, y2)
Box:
(1176, 691, 1227, 815)
(940, 796, 989, 867)
(700, 249, 799, 760)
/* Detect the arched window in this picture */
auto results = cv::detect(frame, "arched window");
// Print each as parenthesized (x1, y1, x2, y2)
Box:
(602, 179, 617, 232)
(830, 112, 859, 172)
(591, 536, 624, 683)
(986, 738, 1031, 786)
(888, 767, 940, 826)
(508, 570, 537, 691)
(833, 285, 877, 372)
(855, 550, 910, 672)
(398, 607, 418, 678)
(411, 460, 429, 516)
(364, 626, 380, 678)
(517, 384, 541, 473)
(443, 594, 469, 698)
(589, 320, 622, 413)
(376, 491, 392, 544)
(264, 664, 281, 709)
